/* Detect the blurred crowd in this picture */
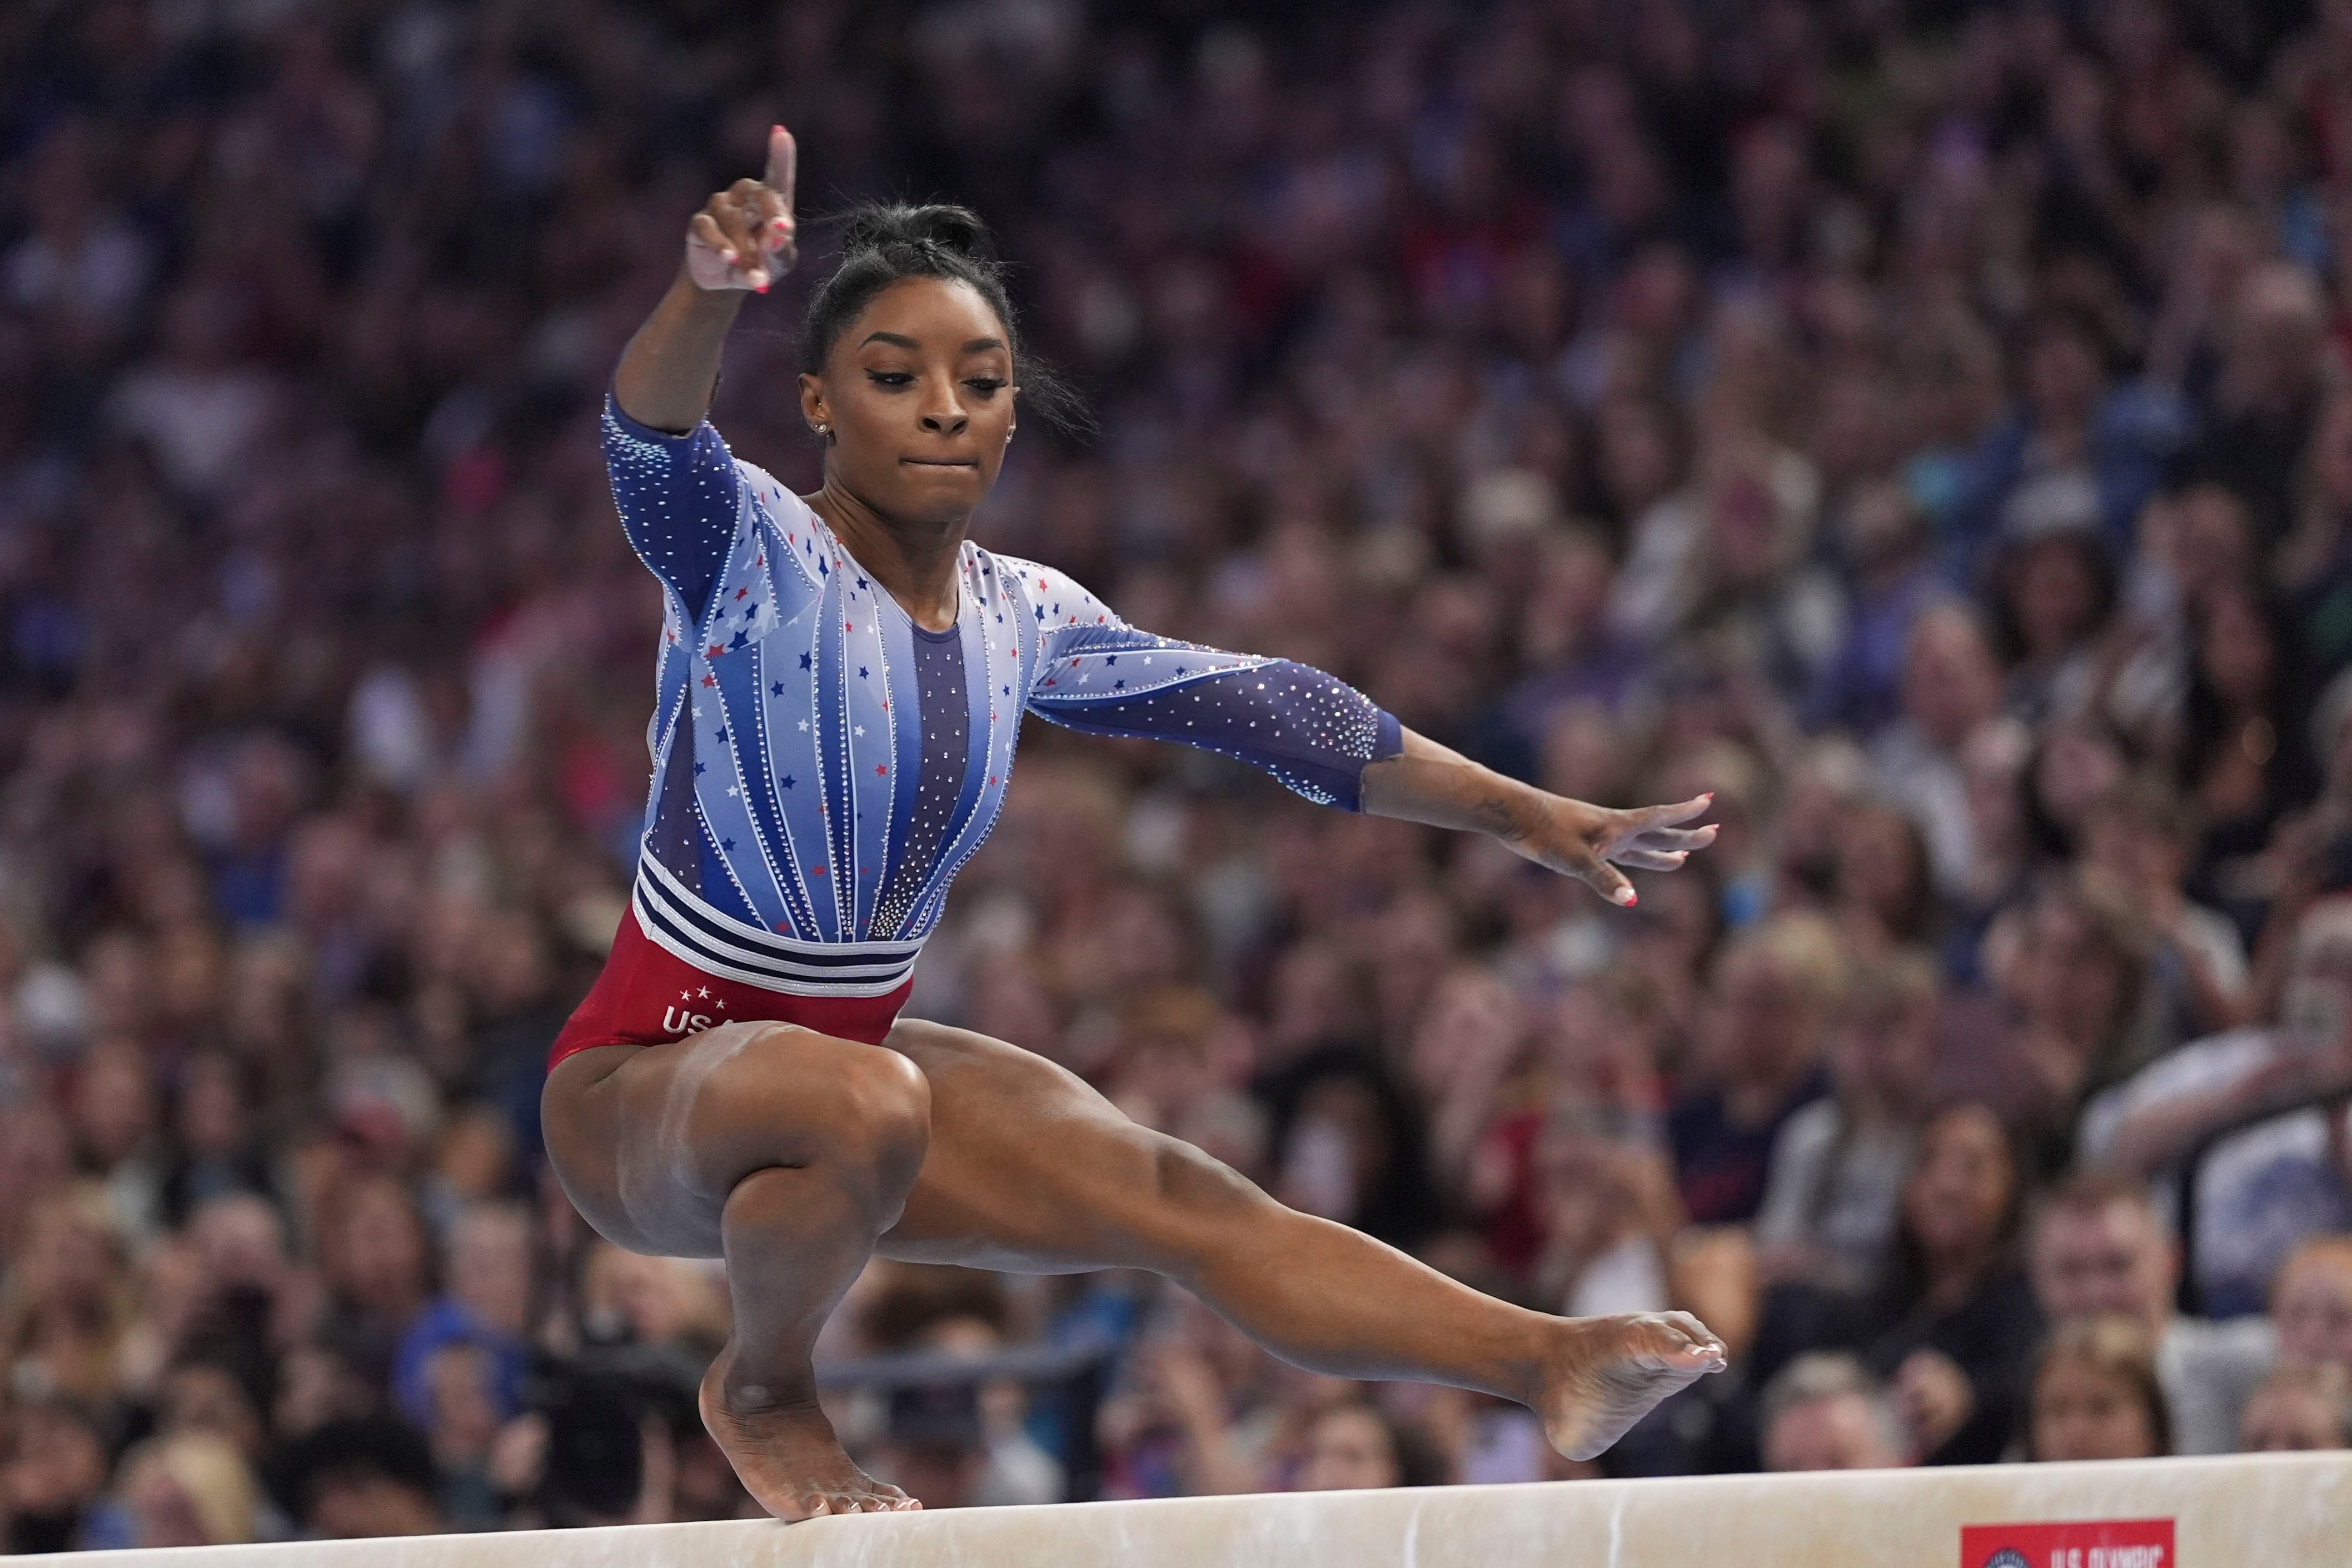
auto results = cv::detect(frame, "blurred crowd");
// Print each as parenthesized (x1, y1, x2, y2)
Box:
(11, 0, 2352, 1545)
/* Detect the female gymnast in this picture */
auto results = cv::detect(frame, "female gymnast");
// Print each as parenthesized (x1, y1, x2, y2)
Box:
(542, 126, 1727, 1519)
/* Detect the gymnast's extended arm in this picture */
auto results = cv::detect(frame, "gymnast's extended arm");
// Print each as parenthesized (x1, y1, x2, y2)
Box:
(1358, 729, 1714, 907)
(1014, 562, 1713, 907)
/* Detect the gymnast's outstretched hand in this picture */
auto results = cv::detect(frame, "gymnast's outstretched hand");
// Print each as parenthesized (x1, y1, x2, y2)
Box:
(1358, 728, 1717, 906)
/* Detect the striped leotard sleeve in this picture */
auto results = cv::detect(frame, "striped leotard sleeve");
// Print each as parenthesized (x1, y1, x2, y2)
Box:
(1010, 558, 1403, 811)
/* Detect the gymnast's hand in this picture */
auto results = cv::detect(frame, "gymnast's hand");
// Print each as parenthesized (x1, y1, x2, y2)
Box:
(1503, 790, 1718, 907)
(1359, 728, 1717, 906)
(685, 123, 798, 292)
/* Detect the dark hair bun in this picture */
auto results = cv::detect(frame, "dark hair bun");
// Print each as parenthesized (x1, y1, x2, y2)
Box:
(837, 203, 998, 269)
(801, 198, 1092, 436)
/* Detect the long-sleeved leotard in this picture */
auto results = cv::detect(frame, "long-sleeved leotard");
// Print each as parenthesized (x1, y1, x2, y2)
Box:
(597, 397, 1401, 1003)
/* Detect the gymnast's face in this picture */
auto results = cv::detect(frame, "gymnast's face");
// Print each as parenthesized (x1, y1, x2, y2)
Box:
(800, 276, 1018, 527)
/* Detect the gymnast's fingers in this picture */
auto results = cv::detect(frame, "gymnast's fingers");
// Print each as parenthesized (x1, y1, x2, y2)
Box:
(1635, 793, 1715, 831)
(1611, 848, 1688, 872)
(1630, 823, 1718, 854)
(763, 122, 799, 209)
(1571, 851, 1637, 907)
(690, 211, 739, 267)
(717, 181, 775, 287)
(751, 184, 795, 269)
(687, 211, 760, 292)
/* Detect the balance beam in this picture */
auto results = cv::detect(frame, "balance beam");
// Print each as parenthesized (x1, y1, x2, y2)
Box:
(48, 1452, 2347, 1565)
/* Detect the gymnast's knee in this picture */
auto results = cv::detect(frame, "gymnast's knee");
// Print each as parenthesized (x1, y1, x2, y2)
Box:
(815, 1042, 932, 1196)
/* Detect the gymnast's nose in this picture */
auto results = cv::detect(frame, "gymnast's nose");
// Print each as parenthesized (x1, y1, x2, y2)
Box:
(918, 388, 969, 437)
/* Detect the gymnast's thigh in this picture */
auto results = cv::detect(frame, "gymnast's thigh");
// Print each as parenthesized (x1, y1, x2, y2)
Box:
(542, 1021, 917, 1260)
(876, 1017, 1256, 1275)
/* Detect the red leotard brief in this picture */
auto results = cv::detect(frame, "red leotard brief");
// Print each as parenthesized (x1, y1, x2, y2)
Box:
(547, 908, 913, 1068)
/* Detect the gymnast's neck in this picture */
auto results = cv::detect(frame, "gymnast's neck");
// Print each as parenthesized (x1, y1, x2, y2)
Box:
(805, 476, 969, 633)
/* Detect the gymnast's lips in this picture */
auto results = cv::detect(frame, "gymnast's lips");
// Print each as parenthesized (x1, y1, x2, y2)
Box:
(901, 456, 979, 467)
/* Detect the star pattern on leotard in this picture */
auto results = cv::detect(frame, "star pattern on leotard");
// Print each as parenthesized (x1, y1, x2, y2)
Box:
(605, 408, 1398, 958)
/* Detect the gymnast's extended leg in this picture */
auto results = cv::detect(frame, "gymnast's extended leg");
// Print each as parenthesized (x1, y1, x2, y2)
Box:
(879, 1020, 1726, 1461)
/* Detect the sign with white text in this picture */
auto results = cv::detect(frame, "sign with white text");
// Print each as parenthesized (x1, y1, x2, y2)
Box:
(1960, 1519, 2175, 1568)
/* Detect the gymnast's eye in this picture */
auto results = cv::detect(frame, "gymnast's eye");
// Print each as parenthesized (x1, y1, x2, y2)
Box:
(866, 369, 914, 388)
(965, 377, 1006, 395)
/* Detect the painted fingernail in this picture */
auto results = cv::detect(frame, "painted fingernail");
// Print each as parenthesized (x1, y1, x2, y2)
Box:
(1616, 887, 1637, 906)
(720, 249, 738, 264)
(755, 282, 770, 294)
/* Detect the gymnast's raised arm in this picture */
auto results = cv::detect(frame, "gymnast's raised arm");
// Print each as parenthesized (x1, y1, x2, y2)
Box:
(612, 125, 799, 435)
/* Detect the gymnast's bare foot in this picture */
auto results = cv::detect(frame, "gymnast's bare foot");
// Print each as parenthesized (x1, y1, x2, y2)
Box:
(700, 1343, 917, 1520)
(1530, 1311, 1730, 1462)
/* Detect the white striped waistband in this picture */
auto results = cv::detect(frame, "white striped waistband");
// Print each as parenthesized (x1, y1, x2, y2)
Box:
(631, 859, 923, 998)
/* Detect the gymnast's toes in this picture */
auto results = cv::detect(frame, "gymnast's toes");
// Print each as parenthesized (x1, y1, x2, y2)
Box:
(1532, 1311, 1731, 1463)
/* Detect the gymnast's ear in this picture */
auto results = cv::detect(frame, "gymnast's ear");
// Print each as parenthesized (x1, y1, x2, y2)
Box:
(799, 372, 829, 440)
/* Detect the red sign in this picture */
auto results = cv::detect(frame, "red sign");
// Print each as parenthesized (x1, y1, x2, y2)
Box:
(1960, 1519, 2175, 1568)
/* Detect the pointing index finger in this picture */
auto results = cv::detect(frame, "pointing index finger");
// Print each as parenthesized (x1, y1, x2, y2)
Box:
(764, 124, 798, 210)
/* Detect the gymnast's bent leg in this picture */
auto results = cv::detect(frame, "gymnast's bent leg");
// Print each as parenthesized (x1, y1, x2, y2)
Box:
(541, 1025, 931, 1520)
(878, 1020, 1726, 1461)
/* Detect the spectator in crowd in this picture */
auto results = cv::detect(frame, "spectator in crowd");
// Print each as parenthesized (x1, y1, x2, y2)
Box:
(1872, 606, 2007, 901)
(2025, 1315, 2174, 1464)
(2175, 263, 2331, 550)
(1949, 306, 2182, 581)
(857, 1270, 1065, 1509)
(268, 1416, 444, 1540)
(2080, 900, 2352, 1316)
(1966, 872, 2160, 1151)
(870, 1383, 994, 1511)
(1668, 915, 1840, 1226)
(1, 1399, 113, 1552)
(97, 1432, 259, 1548)
(389, 1203, 532, 1434)
(1803, 485, 1941, 741)
(2079, 777, 2253, 1043)
(2270, 1236, 2352, 1369)
(1290, 1397, 1448, 1491)
(2025, 1171, 2273, 1455)
(2239, 1362, 2352, 1452)
(1754, 1105, 2041, 1467)
(2178, 582, 2320, 883)
(1753, 950, 1939, 1293)
(1758, 1353, 1914, 1473)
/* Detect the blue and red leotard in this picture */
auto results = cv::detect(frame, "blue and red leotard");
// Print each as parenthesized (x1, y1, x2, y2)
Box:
(549, 398, 1402, 1066)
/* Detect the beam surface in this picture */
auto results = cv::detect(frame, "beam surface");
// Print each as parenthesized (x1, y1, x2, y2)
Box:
(44, 1453, 2345, 1566)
